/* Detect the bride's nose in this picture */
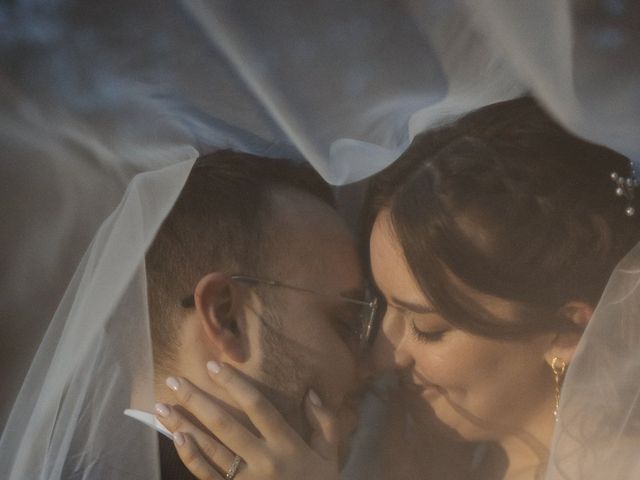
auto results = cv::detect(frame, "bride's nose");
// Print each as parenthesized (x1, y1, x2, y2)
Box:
(368, 312, 412, 374)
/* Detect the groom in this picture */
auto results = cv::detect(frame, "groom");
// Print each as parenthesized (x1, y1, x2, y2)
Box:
(140, 150, 373, 478)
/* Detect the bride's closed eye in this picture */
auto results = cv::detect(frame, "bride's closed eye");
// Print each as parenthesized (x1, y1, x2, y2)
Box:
(410, 320, 448, 342)
(405, 309, 450, 343)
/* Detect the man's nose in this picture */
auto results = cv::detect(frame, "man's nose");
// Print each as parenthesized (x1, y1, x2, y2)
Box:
(356, 350, 375, 386)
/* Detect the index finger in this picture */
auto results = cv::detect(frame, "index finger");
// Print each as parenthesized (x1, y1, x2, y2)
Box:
(206, 360, 300, 447)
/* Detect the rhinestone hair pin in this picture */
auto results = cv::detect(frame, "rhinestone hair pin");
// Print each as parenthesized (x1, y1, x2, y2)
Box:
(611, 167, 638, 217)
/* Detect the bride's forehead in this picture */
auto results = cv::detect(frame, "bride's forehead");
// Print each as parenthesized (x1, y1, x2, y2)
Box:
(370, 211, 409, 267)
(370, 213, 423, 295)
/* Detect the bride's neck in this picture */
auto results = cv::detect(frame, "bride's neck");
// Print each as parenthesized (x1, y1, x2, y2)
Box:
(494, 396, 557, 479)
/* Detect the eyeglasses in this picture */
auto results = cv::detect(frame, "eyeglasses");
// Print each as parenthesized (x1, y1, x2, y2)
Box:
(181, 274, 379, 353)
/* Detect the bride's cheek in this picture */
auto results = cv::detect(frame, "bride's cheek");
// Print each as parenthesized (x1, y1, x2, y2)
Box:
(411, 342, 459, 387)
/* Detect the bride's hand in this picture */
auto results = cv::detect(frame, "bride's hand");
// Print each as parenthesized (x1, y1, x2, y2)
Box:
(155, 361, 341, 480)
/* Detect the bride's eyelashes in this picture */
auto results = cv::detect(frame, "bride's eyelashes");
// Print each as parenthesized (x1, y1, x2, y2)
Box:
(410, 321, 448, 343)
(388, 303, 449, 342)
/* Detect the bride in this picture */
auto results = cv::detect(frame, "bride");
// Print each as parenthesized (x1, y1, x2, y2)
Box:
(157, 97, 640, 479)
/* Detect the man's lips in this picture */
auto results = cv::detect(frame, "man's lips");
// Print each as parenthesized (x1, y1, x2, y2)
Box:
(338, 385, 369, 432)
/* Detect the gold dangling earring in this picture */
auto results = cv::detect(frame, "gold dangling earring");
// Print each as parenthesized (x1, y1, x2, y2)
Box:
(551, 357, 567, 422)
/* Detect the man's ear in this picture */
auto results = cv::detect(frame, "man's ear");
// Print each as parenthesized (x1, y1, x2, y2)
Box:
(193, 273, 247, 363)
(544, 301, 594, 367)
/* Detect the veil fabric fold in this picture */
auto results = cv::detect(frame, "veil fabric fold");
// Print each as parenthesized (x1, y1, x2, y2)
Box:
(1, 1, 639, 478)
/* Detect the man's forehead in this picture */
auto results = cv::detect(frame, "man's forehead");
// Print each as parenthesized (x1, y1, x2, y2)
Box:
(267, 189, 364, 294)
(268, 188, 350, 244)
(269, 187, 338, 222)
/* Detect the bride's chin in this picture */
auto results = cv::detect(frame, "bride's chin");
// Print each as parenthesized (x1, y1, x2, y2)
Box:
(409, 400, 496, 443)
(405, 391, 439, 424)
(404, 392, 467, 441)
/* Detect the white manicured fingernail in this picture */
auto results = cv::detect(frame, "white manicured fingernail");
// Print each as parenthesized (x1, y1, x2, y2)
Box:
(173, 432, 185, 446)
(309, 389, 323, 407)
(207, 360, 221, 374)
(166, 376, 180, 392)
(155, 402, 170, 418)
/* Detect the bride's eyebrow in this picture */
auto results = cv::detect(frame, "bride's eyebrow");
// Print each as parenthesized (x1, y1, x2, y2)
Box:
(389, 296, 437, 314)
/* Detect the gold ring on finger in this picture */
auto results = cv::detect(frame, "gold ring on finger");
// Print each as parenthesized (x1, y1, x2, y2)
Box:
(225, 454, 243, 480)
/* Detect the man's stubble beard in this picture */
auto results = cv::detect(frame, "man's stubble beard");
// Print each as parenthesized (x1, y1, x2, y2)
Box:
(256, 303, 360, 467)
(257, 306, 315, 441)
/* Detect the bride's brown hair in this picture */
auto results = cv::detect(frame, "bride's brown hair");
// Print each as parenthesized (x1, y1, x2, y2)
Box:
(364, 97, 640, 338)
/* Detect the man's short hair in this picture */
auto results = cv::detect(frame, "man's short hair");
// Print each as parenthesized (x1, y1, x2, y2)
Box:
(145, 150, 333, 371)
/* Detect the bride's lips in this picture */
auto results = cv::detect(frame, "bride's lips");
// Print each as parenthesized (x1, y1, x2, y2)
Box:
(400, 376, 443, 399)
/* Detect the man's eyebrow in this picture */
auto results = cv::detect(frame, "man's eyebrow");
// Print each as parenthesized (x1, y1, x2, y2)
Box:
(390, 296, 437, 314)
(339, 287, 368, 301)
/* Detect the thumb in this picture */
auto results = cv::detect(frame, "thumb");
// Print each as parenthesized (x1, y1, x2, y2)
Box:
(304, 389, 339, 461)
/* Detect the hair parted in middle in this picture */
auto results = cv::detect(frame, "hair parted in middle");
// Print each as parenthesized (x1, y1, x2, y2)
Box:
(364, 96, 639, 338)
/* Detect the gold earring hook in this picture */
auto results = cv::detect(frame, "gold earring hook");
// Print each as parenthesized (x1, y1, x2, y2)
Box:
(551, 356, 567, 422)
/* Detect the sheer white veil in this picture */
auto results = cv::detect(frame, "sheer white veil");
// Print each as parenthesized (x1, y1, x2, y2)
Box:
(1, 1, 639, 478)
(548, 242, 640, 479)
